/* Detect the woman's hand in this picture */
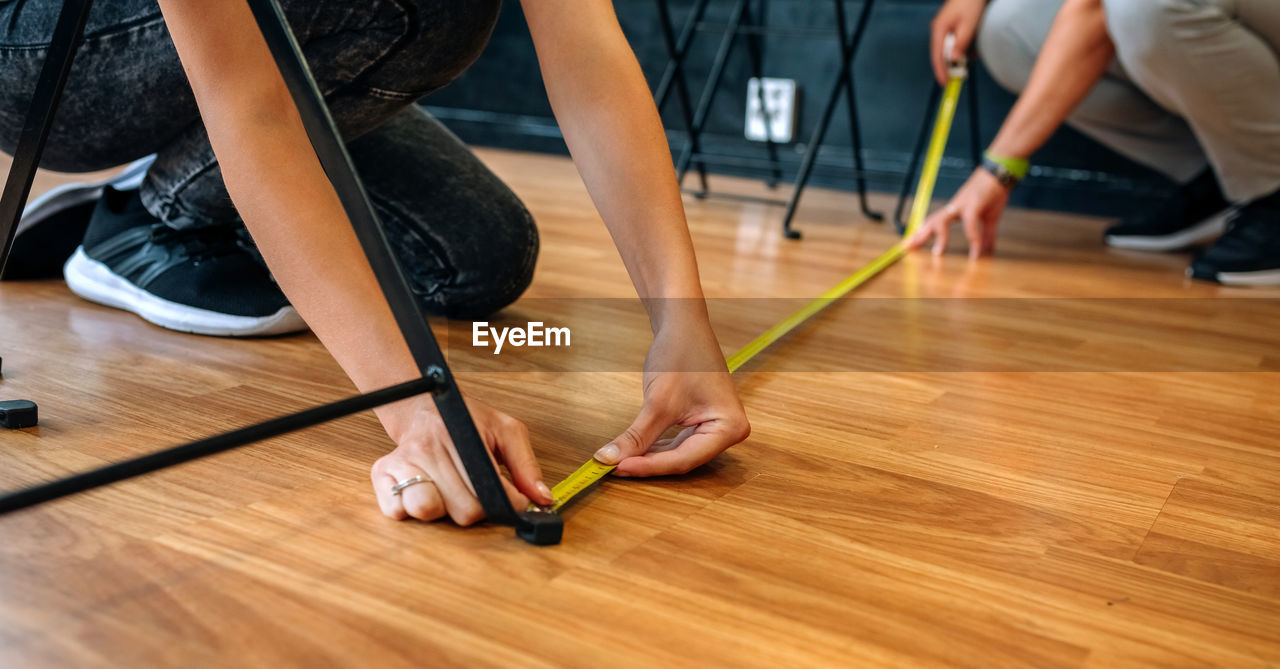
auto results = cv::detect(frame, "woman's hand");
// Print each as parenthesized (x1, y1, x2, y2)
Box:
(930, 0, 986, 85)
(906, 168, 1010, 259)
(520, 3, 750, 476)
(593, 321, 749, 477)
(370, 396, 554, 523)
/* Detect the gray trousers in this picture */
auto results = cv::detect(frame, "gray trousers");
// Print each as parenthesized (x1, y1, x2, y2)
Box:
(978, 0, 1280, 204)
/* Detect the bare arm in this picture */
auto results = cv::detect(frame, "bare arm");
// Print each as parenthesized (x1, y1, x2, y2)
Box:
(520, 0, 702, 307)
(158, 2, 409, 397)
(156, 0, 551, 522)
(520, 0, 749, 475)
(986, 0, 1114, 158)
(908, 0, 1113, 257)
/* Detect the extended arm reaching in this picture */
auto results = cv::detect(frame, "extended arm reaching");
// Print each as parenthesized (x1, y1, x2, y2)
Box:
(908, 0, 1114, 257)
(521, 0, 750, 476)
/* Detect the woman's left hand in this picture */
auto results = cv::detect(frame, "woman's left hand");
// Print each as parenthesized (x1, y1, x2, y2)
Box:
(906, 168, 1011, 259)
(592, 321, 750, 477)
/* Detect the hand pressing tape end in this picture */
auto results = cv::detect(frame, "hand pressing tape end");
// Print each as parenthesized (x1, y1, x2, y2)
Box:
(0, 400, 39, 430)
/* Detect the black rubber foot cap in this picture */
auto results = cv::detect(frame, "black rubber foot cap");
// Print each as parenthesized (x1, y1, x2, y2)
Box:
(516, 511, 563, 546)
(0, 400, 38, 429)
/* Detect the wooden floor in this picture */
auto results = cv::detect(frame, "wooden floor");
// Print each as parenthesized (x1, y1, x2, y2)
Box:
(1, 149, 1278, 667)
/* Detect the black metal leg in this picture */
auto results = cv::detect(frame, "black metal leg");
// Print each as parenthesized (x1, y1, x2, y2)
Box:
(654, 0, 712, 110)
(780, 0, 874, 240)
(839, 0, 882, 222)
(894, 83, 941, 234)
(779, 80, 840, 239)
(845, 76, 884, 221)
(675, 0, 748, 190)
(0, 377, 445, 514)
(244, 0, 562, 543)
(744, 0, 782, 189)
(655, 0, 710, 194)
(0, 0, 95, 277)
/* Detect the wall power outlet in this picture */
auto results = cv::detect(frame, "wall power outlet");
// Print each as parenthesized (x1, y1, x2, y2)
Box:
(745, 77, 798, 143)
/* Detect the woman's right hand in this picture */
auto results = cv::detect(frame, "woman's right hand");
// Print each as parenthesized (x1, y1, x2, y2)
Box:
(930, 0, 987, 85)
(370, 396, 554, 524)
(904, 167, 1010, 258)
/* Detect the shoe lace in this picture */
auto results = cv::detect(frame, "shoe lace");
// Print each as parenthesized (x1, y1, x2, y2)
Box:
(147, 225, 246, 261)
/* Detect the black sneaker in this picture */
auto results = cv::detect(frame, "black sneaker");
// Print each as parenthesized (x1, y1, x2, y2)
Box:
(1105, 169, 1232, 251)
(63, 186, 306, 336)
(3, 156, 155, 280)
(1187, 190, 1280, 286)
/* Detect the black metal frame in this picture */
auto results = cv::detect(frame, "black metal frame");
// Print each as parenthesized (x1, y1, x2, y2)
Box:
(653, 0, 715, 195)
(653, 0, 882, 239)
(0, 0, 562, 545)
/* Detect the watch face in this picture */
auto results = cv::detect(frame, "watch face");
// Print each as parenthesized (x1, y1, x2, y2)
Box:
(982, 159, 1019, 189)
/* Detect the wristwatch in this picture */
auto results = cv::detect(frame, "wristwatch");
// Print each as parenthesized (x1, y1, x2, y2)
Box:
(981, 151, 1029, 189)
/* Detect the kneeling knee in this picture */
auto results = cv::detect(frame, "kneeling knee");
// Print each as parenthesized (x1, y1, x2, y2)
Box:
(379, 0, 502, 95)
(432, 201, 539, 320)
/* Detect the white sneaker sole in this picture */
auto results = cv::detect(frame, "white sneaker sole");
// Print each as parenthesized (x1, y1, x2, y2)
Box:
(1105, 210, 1233, 252)
(18, 156, 155, 236)
(64, 247, 307, 337)
(1214, 268, 1280, 287)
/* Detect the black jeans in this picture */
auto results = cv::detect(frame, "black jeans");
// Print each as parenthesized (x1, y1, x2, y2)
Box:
(0, 0, 538, 318)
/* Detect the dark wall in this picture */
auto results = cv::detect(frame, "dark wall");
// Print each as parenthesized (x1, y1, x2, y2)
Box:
(423, 0, 1174, 219)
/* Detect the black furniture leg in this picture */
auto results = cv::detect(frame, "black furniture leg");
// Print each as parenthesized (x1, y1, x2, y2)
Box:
(744, 0, 782, 189)
(0, 0, 94, 276)
(655, 0, 711, 194)
(675, 0, 748, 189)
(654, 0, 713, 112)
(779, 0, 875, 240)
(839, 0, 882, 222)
(0, 0, 90, 436)
(0, 377, 445, 513)
(779, 85, 840, 237)
(244, 0, 559, 545)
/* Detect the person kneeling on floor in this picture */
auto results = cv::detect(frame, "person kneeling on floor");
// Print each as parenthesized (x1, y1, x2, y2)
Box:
(913, 0, 1280, 286)
(0, 0, 749, 523)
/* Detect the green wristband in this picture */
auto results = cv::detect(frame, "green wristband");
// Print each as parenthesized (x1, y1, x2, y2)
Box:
(982, 151, 1030, 180)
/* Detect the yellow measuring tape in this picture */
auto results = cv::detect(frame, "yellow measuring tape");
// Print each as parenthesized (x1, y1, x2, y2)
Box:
(543, 72, 967, 514)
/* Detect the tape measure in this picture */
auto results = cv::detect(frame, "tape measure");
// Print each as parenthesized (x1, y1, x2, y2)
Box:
(543, 457, 616, 512)
(543, 65, 968, 514)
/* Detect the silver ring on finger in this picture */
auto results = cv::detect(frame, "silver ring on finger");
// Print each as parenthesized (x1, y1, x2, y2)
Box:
(391, 474, 434, 496)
